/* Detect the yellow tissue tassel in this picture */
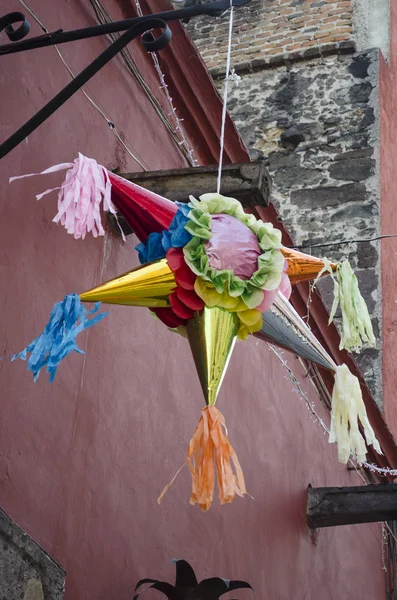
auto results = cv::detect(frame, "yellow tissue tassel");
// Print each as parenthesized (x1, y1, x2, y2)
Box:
(315, 259, 375, 352)
(330, 364, 382, 463)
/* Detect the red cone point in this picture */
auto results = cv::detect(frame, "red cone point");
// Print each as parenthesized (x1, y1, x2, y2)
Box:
(109, 172, 177, 242)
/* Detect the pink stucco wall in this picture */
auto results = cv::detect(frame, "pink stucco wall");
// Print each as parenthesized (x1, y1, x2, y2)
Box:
(381, 1, 397, 440)
(0, 0, 386, 598)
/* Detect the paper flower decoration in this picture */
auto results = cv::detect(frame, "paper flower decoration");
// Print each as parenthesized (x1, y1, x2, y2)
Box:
(133, 559, 252, 600)
(11, 155, 381, 510)
(134, 193, 289, 342)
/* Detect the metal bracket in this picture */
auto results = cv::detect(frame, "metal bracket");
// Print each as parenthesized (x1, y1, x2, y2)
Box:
(0, 0, 250, 159)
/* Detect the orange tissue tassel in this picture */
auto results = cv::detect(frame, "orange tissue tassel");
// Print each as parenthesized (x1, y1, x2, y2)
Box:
(188, 406, 247, 511)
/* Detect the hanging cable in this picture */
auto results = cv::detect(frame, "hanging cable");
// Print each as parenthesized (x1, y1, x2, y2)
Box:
(291, 233, 397, 251)
(88, 0, 197, 166)
(17, 0, 150, 171)
(216, 0, 235, 194)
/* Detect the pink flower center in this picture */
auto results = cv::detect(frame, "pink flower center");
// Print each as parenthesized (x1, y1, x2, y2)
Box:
(204, 214, 261, 280)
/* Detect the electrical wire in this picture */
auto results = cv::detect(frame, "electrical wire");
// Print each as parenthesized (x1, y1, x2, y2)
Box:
(291, 233, 397, 251)
(17, 0, 151, 171)
(88, 0, 197, 166)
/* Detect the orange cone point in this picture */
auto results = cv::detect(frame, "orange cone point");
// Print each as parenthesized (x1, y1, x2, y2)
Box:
(281, 247, 337, 285)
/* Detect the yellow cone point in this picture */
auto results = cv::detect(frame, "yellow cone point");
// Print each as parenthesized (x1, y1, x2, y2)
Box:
(186, 307, 239, 406)
(80, 259, 175, 308)
(281, 247, 337, 285)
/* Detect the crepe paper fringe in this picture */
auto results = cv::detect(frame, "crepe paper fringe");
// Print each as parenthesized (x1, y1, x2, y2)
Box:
(331, 261, 376, 351)
(12, 294, 107, 382)
(330, 364, 382, 463)
(158, 406, 246, 511)
(188, 406, 247, 511)
(10, 153, 125, 240)
(315, 259, 375, 352)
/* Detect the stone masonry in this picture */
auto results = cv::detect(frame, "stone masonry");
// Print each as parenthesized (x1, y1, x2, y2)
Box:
(189, 0, 353, 70)
(187, 0, 385, 402)
(218, 49, 381, 397)
(0, 507, 65, 599)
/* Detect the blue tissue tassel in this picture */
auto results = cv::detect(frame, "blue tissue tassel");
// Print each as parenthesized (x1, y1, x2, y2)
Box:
(12, 294, 107, 381)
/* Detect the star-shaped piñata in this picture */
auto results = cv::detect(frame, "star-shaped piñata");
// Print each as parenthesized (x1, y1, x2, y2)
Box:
(13, 160, 380, 511)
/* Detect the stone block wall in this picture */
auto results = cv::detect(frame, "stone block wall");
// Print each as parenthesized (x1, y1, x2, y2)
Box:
(188, 0, 353, 70)
(210, 49, 381, 399)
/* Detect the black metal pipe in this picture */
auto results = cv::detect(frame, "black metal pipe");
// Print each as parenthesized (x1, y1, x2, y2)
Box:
(0, 0, 248, 55)
(0, 18, 167, 159)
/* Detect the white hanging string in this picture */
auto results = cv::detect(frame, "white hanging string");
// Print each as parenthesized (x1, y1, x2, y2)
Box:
(216, 0, 240, 194)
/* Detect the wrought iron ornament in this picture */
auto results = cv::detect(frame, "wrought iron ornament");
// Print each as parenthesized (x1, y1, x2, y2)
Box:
(0, 0, 250, 159)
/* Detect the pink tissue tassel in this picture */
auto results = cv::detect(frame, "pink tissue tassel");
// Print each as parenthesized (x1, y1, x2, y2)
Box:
(10, 154, 124, 240)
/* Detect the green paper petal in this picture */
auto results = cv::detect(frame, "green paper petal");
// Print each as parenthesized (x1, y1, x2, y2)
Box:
(242, 287, 265, 309)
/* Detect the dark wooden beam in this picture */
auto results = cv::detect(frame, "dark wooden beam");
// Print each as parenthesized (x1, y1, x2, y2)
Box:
(119, 161, 271, 207)
(307, 484, 397, 528)
(107, 161, 271, 236)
